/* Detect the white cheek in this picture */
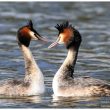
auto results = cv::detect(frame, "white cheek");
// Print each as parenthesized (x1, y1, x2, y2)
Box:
(29, 31, 38, 40)
(58, 34, 64, 44)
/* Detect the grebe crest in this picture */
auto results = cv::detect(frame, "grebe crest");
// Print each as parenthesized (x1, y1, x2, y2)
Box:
(17, 20, 47, 47)
(49, 21, 81, 49)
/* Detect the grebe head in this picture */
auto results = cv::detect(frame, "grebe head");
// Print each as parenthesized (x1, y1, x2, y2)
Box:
(17, 20, 47, 47)
(48, 21, 82, 49)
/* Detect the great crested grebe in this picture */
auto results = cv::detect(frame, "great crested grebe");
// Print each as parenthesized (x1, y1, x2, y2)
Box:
(0, 20, 47, 96)
(48, 21, 110, 97)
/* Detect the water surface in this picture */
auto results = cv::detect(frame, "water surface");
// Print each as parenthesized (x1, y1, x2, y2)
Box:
(0, 2, 110, 108)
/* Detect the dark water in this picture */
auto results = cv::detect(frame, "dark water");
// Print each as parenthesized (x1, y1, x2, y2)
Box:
(0, 2, 110, 108)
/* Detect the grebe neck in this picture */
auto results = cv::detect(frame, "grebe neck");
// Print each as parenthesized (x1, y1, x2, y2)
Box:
(20, 44, 43, 82)
(55, 45, 79, 79)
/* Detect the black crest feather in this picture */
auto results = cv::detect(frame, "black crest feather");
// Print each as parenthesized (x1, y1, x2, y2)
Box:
(28, 20, 33, 27)
(55, 21, 73, 32)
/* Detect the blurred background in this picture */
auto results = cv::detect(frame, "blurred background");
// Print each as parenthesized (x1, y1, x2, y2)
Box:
(0, 2, 110, 108)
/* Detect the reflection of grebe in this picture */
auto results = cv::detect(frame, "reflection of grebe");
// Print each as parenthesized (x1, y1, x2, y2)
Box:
(49, 21, 110, 97)
(0, 20, 47, 96)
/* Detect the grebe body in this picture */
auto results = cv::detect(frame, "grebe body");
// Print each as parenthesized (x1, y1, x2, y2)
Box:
(0, 20, 47, 96)
(49, 21, 110, 97)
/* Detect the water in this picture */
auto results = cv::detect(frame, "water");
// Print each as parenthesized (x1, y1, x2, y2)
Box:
(0, 2, 110, 108)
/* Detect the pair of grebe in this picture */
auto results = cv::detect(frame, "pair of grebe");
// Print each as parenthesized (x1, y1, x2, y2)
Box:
(0, 20, 110, 97)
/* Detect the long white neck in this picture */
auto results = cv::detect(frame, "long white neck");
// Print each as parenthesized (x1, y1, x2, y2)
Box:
(54, 46, 78, 81)
(20, 44, 45, 93)
(21, 45, 41, 77)
(52, 46, 78, 93)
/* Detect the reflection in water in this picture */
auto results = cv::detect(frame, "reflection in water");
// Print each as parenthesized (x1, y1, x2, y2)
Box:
(52, 95, 110, 108)
(0, 95, 44, 108)
(0, 95, 43, 103)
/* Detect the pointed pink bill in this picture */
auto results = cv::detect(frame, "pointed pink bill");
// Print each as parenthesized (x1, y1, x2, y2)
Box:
(48, 37, 60, 49)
